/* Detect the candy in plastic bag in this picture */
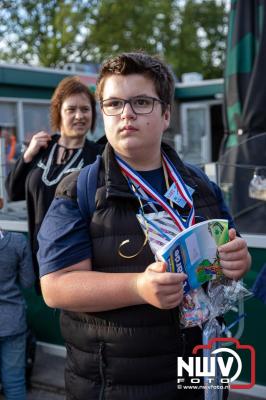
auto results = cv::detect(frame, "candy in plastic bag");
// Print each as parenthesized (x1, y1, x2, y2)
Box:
(180, 287, 211, 328)
(207, 278, 253, 318)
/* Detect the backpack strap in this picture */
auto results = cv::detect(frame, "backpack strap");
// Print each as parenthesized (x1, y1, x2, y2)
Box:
(77, 155, 101, 225)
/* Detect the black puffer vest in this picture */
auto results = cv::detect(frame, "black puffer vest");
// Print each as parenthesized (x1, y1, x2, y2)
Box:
(60, 143, 224, 400)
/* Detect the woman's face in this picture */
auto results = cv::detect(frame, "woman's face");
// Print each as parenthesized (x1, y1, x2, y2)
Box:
(60, 93, 92, 138)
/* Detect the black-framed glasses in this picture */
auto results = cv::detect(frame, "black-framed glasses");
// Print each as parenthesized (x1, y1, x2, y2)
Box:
(101, 96, 165, 116)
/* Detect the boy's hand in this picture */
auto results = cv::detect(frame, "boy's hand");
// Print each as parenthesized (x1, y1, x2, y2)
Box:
(135, 261, 187, 309)
(218, 228, 251, 280)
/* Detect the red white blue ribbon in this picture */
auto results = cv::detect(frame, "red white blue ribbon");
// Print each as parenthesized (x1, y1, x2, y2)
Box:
(161, 151, 195, 227)
(115, 153, 195, 231)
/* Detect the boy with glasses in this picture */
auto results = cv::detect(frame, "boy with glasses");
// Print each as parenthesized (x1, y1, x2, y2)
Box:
(38, 52, 251, 400)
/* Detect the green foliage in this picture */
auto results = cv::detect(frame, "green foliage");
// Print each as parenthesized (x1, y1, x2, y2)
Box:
(195, 0, 229, 78)
(170, 0, 228, 79)
(173, 1, 204, 77)
(86, 0, 177, 61)
(0, 0, 228, 79)
(0, 0, 97, 67)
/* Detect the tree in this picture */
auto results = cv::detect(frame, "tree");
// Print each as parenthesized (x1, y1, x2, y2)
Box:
(196, 0, 228, 78)
(172, 0, 204, 77)
(0, 0, 228, 79)
(0, 0, 97, 67)
(172, 0, 228, 79)
(83, 0, 228, 79)
(85, 0, 178, 63)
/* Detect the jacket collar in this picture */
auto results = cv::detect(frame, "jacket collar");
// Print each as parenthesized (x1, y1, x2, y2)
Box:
(102, 143, 134, 200)
(102, 142, 198, 200)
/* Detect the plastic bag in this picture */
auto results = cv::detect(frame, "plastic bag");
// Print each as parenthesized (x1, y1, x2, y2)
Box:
(180, 287, 211, 328)
(249, 170, 266, 201)
(180, 278, 252, 328)
(202, 318, 223, 400)
(207, 277, 253, 318)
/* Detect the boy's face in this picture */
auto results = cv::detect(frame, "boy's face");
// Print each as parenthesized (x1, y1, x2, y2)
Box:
(101, 74, 170, 165)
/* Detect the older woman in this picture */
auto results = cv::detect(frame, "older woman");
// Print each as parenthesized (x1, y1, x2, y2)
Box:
(6, 76, 101, 280)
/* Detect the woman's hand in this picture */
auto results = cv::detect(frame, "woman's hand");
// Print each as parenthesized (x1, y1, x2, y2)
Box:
(135, 261, 187, 309)
(23, 131, 51, 163)
(218, 228, 251, 280)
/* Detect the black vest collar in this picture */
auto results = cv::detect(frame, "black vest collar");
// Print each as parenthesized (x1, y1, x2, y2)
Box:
(101, 142, 198, 200)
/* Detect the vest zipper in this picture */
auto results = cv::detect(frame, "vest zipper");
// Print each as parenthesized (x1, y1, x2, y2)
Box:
(98, 342, 106, 400)
(180, 331, 187, 357)
(171, 308, 186, 356)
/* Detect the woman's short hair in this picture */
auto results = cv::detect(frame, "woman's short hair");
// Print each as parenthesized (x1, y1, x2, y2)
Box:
(50, 76, 96, 132)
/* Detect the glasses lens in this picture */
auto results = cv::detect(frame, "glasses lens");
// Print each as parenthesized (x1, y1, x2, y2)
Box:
(102, 96, 160, 115)
(131, 97, 154, 114)
(102, 99, 124, 115)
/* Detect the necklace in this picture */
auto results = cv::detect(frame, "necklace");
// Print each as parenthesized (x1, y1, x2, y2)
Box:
(37, 143, 84, 186)
(57, 142, 84, 163)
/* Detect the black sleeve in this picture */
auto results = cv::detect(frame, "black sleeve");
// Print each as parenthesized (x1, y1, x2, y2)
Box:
(5, 156, 34, 201)
(5, 135, 58, 201)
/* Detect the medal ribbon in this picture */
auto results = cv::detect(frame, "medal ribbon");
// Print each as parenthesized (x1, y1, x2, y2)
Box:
(115, 153, 195, 231)
(161, 151, 195, 227)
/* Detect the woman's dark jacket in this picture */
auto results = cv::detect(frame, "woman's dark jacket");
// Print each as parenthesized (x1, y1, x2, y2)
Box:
(5, 134, 101, 277)
(56, 143, 228, 400)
